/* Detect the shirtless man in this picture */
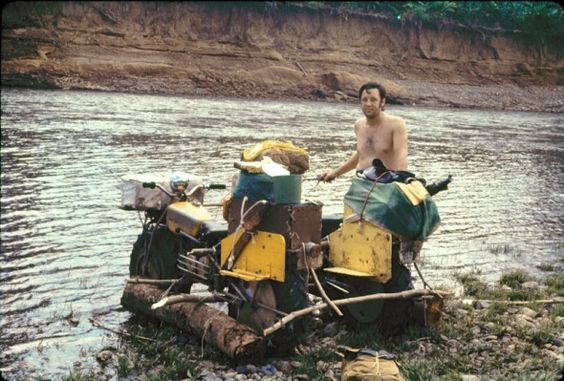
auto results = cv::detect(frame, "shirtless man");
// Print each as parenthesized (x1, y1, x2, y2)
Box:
(318, 82, 408, 182)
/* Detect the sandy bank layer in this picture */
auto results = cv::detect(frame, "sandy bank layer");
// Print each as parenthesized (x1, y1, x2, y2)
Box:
(2, 2, 563, 112)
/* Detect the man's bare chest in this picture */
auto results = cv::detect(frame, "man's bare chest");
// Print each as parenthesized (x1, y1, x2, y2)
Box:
(357, 128, 392, 153)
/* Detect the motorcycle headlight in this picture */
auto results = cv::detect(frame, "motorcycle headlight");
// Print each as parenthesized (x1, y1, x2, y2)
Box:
(170, 172, 190, 193)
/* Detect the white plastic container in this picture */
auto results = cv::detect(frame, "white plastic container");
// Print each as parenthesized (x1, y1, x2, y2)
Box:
(120, 173, 204, 210)
(120, 173, 173, 210)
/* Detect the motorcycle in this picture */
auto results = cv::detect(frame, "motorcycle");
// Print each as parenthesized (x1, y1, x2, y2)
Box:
(121, 164, 451, 348)
(315, 166, 452, 334)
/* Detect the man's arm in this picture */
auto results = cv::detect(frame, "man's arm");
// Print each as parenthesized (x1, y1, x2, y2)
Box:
(318, 151, 359, 182)
(390, 119, 408, 171)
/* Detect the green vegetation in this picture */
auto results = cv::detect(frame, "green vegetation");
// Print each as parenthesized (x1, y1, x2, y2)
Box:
(58, 369, 96, 381)
(4, 1, 562, 37)
(299, 1, 564, 36)
(58, 270, 563, 380)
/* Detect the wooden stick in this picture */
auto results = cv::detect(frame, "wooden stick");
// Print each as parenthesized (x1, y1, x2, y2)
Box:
(263, 289, 451, 336)
(310, 268, 343, 317)
(89, 317, 155, 342)
(151, 293, 224, 310)
(467, 298, 564, 306)
(295, 61, 307, 76)
(126, 277, 181, 285)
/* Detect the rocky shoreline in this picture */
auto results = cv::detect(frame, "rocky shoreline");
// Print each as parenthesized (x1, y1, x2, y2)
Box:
(51, 269, 563, 381)
(4, 80, 563, 114)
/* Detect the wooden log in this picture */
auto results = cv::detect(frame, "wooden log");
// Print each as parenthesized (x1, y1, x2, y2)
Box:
(121, 283, 265, 362)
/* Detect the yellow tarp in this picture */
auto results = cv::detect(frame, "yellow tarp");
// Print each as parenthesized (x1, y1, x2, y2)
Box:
(242, 140, 308, 161)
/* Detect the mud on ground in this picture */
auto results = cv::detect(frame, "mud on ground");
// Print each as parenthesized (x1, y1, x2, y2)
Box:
(2, 2, 563, 112)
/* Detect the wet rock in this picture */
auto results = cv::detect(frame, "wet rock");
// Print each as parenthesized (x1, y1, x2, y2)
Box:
(96, 350, 113, 364)
(475, 300, 491, 309)
(199, 360, 216, 370)
(235, 364, 257, 374)
(333, 91, 348, 101)
(446, 339, 460, 348)
(311, 89, 327, 99)
(260, 364, 277, 376)
(541, 349, 563, 362)
(514, 314, 535, 328)
(323, 322, 339, 337)
(68, 317, 80, 326)
(275, 360, 291, 374)
(521, 281, 539, 290)
(519, 307, 537, 318)
(290, 361, 302, 368)
(471, 326, 481, 336)
(460, 375, 480, 381)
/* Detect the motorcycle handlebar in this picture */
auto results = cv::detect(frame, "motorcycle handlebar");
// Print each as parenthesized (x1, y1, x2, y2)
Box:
(425, 175, 452, 196)
(142, 182, 225, 191)
(207, 183, 226, 190)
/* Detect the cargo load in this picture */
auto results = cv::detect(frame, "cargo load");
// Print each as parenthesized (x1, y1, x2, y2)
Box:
(343, 177, 440, 242)
(241, 140, 309, 174)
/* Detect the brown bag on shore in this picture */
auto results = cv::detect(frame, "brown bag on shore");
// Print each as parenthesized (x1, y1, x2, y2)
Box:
(340, 346, 405, 381)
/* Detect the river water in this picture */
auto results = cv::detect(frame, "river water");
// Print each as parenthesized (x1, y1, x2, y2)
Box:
(1, 88, 562, 379)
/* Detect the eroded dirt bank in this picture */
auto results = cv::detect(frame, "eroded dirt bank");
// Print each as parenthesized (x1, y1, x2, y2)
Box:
(2, 2, 564, 112)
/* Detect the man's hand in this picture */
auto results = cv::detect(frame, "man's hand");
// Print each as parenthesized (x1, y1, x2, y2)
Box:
(317, 171, 337, 183)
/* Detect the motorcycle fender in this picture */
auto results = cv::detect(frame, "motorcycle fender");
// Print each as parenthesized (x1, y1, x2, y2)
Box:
(220, 230, 286, 282)
(326, 205, 392, 283)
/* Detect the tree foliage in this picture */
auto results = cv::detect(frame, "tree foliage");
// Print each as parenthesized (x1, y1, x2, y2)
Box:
(300, 1, 563, 35)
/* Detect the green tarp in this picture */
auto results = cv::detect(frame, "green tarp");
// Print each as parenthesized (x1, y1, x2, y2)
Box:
(344, 177, 440, 241)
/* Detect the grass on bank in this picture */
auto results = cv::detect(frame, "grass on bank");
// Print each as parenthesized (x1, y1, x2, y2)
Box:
(299, 1, 564, 36)
(57, 270, 563, 380)
(3, 1, 563, 38)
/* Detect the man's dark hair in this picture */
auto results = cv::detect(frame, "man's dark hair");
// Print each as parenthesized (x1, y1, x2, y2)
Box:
(358, 82, 387, 100)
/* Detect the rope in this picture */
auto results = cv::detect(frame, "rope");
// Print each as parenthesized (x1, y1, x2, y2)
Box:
(227, 196, 268, 269)
(301, 243, 310, 289)
(200, 308, 226, 357)
(413, 262, 439, 298)
(358, 172, 389, 219)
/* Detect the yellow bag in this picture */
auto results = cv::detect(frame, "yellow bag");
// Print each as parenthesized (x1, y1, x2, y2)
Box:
(340, 347, 405, 381)
(241, 140, 309, 174)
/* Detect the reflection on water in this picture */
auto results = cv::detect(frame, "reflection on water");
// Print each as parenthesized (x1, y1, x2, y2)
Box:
(1, 88, 563, 379)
